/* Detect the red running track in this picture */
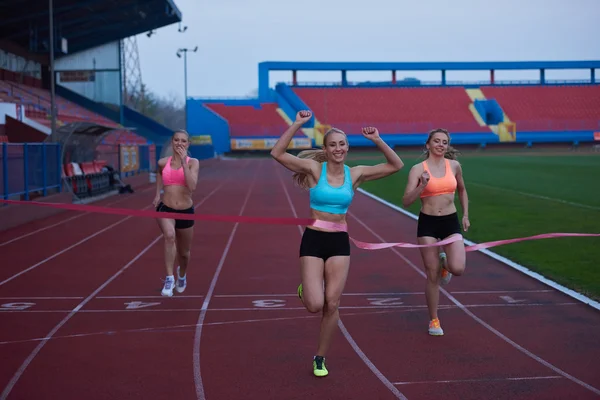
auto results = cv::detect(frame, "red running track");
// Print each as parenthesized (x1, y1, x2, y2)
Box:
(0, 158, 599, 400)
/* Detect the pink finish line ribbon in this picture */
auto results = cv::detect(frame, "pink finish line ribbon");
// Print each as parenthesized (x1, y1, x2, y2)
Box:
(1, 199, 599, 252)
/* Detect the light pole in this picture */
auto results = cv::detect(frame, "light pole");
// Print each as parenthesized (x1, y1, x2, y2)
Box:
(48, 0, 57, 141)
(176, 46, 198, 131)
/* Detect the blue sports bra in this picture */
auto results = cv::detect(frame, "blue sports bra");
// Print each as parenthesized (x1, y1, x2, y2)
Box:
(309, 162, 354, 214)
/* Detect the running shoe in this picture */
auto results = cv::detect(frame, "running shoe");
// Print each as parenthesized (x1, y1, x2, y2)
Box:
(439, 252, 452, 286)
(176, 266, 187, 294)
(297, 283, 303, 303)
(161, 276, 174, 297)
(428, 318, 444, 336)
(313, 356, 328, 377)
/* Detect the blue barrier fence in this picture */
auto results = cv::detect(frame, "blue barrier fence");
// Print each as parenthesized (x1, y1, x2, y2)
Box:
(1, 143, 62, 200)
(1, 142, 216, 201)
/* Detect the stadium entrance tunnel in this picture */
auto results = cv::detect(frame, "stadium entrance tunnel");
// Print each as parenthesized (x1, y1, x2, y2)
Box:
(50, 122, 136, 202)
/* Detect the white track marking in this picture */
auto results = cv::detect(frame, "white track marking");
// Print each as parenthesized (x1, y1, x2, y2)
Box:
(0, 209, 148, 287)
(0, 297, 83, 300)
(1, 305, 438, 348)
(0, 302, 578, 314)
(194, 165, 258, 400)
(0, 186, 153, 247)
(0, 181, 226, 400)
(2, 308, 411, 347)
(96, 295, 205, 299)
(0, 179, 226, 288)
(348, 209, 600, 397)
(356, 188, 600, 311)
(394, 375, 563, 385)
(276, 166, 407, 400)
(0, 236, 162, 400)
(0, 289, 556, 301)
(469, 181, 600, 211)
(213, 289, 553, 297)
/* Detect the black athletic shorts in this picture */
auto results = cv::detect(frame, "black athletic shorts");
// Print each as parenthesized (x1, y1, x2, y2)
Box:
(417, 212, 461, 240)
(156, 201, 195, 229)
(299, 227, 351, 261)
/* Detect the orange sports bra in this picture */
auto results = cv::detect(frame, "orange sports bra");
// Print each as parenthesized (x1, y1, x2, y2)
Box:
(420, 159, 457, 198)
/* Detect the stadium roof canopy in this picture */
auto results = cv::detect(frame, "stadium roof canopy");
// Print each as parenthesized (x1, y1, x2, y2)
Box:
(0, 0, 182, 57)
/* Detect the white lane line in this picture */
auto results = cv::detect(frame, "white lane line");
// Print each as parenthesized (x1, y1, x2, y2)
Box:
(0, 186, 154, 247)
(0, 302, 578, 314)
(0, 181, 227, 400)
(349, 209, 600, 397)
(0, 208, 151, 287)
(393, 375, 563, 385)
(356, 188, 600, 311)
(469, 181, 600, 211)
(193, 164, 259, 400)
(0, 236, 162, 400)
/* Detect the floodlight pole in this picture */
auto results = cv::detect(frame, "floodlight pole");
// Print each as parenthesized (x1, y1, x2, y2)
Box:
(176, 47, 198, 131)
(48, 0, 57, 141)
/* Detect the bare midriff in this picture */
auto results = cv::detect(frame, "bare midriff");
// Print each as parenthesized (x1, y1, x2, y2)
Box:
(420, 193, 457, 216)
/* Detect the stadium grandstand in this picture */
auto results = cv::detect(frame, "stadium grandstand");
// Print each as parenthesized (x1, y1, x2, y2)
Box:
(1, 3, 599, 204)
(0, 0, 217, 203)
(187, 61, 600, 154)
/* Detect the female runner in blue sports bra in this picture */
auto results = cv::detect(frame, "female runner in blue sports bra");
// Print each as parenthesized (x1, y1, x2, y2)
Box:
(271, 110, 404, 377)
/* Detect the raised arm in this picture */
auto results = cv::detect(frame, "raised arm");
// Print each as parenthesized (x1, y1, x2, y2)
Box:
(270, 110, 319, 175)
(455, 161, 470, 231)
(402, 164, 428, 208)
(353, 127, 404, 186)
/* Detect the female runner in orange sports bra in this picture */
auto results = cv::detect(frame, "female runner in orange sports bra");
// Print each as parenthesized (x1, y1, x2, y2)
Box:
(402, 128, 470, 336)
(153, 130, 200, 297)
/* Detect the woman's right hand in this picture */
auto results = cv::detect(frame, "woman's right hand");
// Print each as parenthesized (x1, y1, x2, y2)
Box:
(152, 195, 160, 208)
(419, 171, 430, 187)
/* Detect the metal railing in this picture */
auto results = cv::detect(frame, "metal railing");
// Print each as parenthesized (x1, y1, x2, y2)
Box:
(0, 143, 158, 200)
(1, 142, 62, 200)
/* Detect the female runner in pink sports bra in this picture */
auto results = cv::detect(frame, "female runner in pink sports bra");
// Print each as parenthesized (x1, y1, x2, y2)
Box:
(402, 128, 470, 336)
(153, 130, 200, 297)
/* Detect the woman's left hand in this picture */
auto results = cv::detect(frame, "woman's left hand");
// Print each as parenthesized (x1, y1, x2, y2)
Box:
(361, 126, 380, 141)
(462, 215, 470, 232)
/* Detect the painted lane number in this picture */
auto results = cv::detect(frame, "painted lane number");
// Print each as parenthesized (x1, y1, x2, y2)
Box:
(252, 299, 286, 308)
(367, 297, 404, 306)
(1, 302, 36, 311)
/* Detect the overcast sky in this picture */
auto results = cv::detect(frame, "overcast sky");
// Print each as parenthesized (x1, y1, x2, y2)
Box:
(134, 0, 599, 102)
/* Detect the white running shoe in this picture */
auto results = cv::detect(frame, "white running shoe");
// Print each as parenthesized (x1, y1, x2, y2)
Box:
(439, 252, 452, 286)
(428, 318, 444, 336)
(176, 266, 187, 294)
(161, 277, 175, 297)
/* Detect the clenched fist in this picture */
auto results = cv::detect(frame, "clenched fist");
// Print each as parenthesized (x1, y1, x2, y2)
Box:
(419, 171, 430, 187)
(361, 126, 380, 141)
(295, 110, 312, 124)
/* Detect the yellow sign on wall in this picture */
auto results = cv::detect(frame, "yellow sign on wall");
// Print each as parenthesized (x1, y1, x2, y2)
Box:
(120, 145, 139, 172)
(230, 138, 312, 150)
(190, 135, 212, 145)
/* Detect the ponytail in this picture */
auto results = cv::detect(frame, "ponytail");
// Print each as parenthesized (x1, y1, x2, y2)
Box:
(443, 145, 460, 160)
(292, 149, 327, 190)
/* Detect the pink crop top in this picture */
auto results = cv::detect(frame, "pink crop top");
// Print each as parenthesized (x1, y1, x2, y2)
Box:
(162, 156, 190, 187)
(420, 159, 457, 198)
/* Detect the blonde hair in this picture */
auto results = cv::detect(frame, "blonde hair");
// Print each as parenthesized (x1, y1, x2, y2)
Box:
(421, 128, 460, 160)
(292, 127, 347, 189)
(161, 129, 191, 158)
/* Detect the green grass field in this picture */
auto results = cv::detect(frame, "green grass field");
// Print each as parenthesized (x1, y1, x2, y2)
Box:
(343, 150, 600, 301)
